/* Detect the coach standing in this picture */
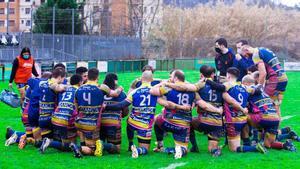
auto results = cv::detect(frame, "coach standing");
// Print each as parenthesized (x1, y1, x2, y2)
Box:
(214, 38, 235, 77)
(9, 47, 39, 104)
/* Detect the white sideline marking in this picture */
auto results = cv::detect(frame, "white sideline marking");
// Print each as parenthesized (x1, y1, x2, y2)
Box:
(281, 115, 295, 121)
(160, 162, 187, 169)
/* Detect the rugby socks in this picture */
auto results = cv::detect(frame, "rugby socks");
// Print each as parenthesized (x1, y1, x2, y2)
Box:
(236, 146, 258, 152)
(181, 147, 187, 156)
(277, 134, 290, 141)
(281, 127, 291, 134)
(164, 147, 175, 154)
(243, 138, 251, 146)
(103, 143, 118, 153)
(189, 129, 198, 149)
(127, 126, 134, 151)
(137, 147, 148, 155)
(252, 129, 259, 142)
(154, 124, 164, 143)
(270, 142, 284, 149)
(15, 131, 25, 143)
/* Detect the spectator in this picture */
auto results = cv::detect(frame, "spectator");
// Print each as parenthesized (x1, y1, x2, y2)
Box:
(214, 38, 235, 77)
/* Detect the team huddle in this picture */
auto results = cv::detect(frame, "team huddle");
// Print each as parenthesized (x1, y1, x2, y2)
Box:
(4, 40, 300, 159)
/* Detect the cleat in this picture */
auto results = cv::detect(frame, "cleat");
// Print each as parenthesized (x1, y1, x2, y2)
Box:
(69, 143, 83, 158)
(5, 132, 18, 146)
(40, 137, 50, 154)
(190, 146, 199, 153)
(5, 127, 14, 140)
(211, 148, 222, 157)
(131, 145, 139, 158)
(18, 134, 27, 149)
(256, 142, 267, 154)
(284, 140, 297, 152)
(289, 131, 300, 142)
(94, 140, 103, 157)
(174, 145, 182, 159)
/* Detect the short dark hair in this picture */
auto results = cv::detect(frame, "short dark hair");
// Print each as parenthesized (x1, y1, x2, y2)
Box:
(236, 40, 248, 46)
(41, 71, 52, 79)
(52, 68, 66, 78)
(103, 73, 118, 90)
(227, 67, 240, 78)
(20, 47, 31, 56)
(142, 65, 154, 73)
(88, 68, 99, 81)
(200, 65, 215, 78)
(215, 38, 228, 48)
(173, 70, 185, 82)
(70, 74, 82, 85)
(53, 63, 66, 70)
(76, 67, 88, 75)
(248, 65, 258, 73)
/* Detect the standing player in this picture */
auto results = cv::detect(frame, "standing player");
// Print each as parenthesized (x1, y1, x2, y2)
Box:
(242, 75, 296, 151)
(241, 45, 288, 116)
(40, 74, 83, 157)
(75, 68, 123, 157)
(100, 73, 128, 154)
(105, 71, 191, 158)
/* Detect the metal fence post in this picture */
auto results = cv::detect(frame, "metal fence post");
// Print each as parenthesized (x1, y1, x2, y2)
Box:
(52, 6, 56, 58)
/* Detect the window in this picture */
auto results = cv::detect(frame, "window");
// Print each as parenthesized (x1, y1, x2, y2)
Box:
(151, 6, 154, 13)
(41, 0, 45, 3)
(25, 8, 30, 14)
(0, 0, 4, 2)
(93, 6, 99, 12)
(21, 20, 24, 24)
(25, 0, 30, 2)
(9, 0, 14, 2)
(144, 7, 147, 13)
(9, 8, 15, 15)
(0, 8, 4, 15)
(9, 20, 15, 26)
(26, 20, 30, 26)
(0, 20, 4, 27)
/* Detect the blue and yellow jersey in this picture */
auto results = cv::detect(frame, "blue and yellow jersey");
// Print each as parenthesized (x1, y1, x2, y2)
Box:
(224, 82, 249, 123)
(101, 91, 127, 127)
(52, 85, 78, 127)
(39, 79, 57, 118)
(57, 78, 69, 102)
(195, 80, 224, 126)
(27, 78, 43, 108)
(75, 81, 110, 131)
(248, 87, 279, 121)
(160, 82, 195, 127)
(126, 83, 158, 130)
(252, 48, 287, 82)
(130, 77, 161, 89)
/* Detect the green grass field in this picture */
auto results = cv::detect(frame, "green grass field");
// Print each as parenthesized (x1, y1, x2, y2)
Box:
(0, 70, 300, 169)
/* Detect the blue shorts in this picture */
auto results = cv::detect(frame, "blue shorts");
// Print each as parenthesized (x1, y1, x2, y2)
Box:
(127, 123, 152, 143)
(28, 106, 39, 127)
(100, 125, 121, 145)
(192, 119, 224, 141)
(156, 115, 190, 146)
(226, 123, 246, 138)
(39, 115, 52, 129)
(276, 81, 288, 93)
(258, 120, 279, 135)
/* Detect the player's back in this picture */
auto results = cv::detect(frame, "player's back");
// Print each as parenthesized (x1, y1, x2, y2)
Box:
(198, 82, 223, 126)
(163, 87, 195, 126)
(39, 79, 57, 116)
(128, 83, 158, 129)
(75, 82, 105, 130)
(52, 86, 78, 127)
(101, 91, 127, 127)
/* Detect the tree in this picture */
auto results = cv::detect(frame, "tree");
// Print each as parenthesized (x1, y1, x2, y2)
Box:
(33, 0, 82, 34)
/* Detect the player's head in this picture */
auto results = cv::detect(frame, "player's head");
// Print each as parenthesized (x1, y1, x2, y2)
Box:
(41, 71, 52, 79)
(76, 67, 88, 83)
(141, 70, 153, 83)
(142, 65, 154, 73)
(70, 74, 83, 86)
(248, 65, 258, 73)
(252, 71, 260, 84)
(226, 67, 240, 81)
(20, 47, 31, 59)
(52, 68, 66, 84)
(88, 68, 99, 81)
(103, 73, 118, 90)
(171, 69, 185, 83)
(200, 65, 215, 79)
(242, 75, 255, 86)
(240, 44, 255, 58)
(236, 40, 248, 55)
(53, 63, 66, 70)
(215, 38, 228, 54)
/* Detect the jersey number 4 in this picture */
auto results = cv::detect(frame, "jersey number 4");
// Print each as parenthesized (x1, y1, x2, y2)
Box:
(83, 92, 91, 104)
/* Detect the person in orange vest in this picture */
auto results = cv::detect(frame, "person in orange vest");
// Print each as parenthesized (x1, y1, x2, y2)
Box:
(9, 47, 39, 104)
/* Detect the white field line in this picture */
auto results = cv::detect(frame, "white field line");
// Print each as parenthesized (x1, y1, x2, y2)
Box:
(281, 115, 296, 121)
(159, 162, 187, 169)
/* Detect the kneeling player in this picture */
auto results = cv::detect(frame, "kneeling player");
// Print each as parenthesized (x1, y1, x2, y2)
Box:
(105, 71, 190, 158)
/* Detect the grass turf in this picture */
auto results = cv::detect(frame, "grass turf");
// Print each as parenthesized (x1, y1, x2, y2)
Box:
(0, 70, 300, 169)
